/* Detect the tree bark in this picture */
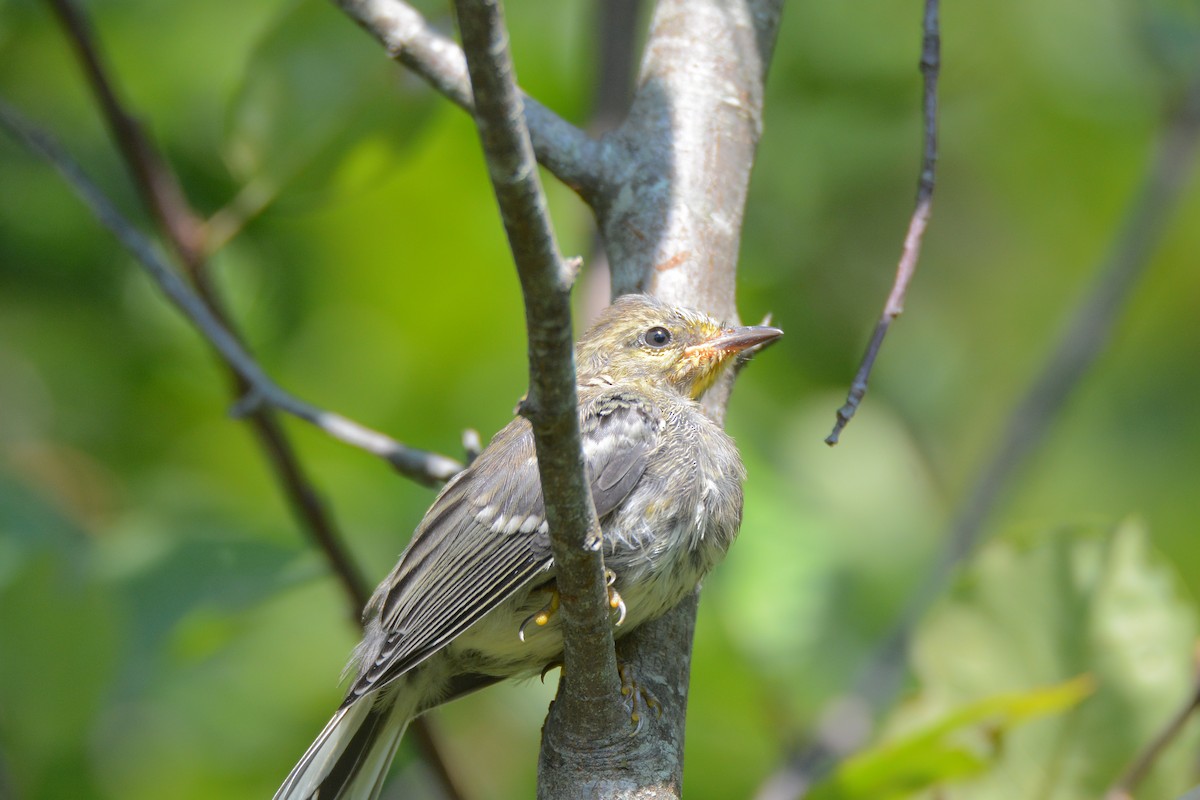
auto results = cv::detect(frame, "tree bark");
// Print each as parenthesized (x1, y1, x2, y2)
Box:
(536, 1, 784, 797)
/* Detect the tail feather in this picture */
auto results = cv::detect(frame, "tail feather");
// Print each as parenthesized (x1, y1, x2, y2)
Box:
(274, 695, 410, 800)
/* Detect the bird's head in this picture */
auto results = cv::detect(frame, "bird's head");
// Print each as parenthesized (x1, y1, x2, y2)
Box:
(576, 294, 783, 400)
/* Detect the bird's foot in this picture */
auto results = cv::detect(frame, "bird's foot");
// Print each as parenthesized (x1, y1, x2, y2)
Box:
(605, 568, 627, 627)
(518, 571, 625, 642)
(519, 588, 561, 642)
(619, 662, 662, 734)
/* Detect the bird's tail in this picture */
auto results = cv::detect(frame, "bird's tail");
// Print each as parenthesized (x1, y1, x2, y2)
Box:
(274, 693, 411, 800)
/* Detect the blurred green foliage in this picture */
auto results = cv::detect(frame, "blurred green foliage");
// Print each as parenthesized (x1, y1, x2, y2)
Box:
(2, 0, 1199, 798)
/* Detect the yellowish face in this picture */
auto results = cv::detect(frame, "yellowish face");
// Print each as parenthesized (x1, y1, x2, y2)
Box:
(672, 327, 737, 399)
(576, 294, 782, 400)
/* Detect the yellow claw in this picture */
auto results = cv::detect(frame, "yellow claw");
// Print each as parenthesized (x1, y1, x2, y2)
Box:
(605, 569, 628, 627)
(519, 588, 561, 642)
(518, 572, 626, 642)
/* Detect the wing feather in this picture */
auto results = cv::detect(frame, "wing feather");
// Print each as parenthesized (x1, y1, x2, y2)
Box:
(348, 393, 662, 698)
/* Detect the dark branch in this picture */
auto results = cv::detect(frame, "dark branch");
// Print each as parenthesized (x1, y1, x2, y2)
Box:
(826, 0, 939, 445)
(452, 0, 625, 752)
(42, 0, 380, 622)
(0, 100, 464, 489)
(591, 0, 642, 134)
(33, 5, 470, 786)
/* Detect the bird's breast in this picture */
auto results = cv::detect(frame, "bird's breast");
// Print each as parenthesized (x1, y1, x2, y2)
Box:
(600, 409, 745, 623)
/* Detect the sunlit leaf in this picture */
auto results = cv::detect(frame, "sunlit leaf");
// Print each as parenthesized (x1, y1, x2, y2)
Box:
(885, 521, 1198, 799)
(811, 676, 1094, 800)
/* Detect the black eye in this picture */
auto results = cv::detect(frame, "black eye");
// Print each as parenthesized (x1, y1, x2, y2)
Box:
(644, 326, 672, 348)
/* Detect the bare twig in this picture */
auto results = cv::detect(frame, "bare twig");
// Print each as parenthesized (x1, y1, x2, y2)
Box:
(758, 75, 1200, 800)
(0, 101, 463, 488)
(1106, 668, 1200, 800)
(452, 0, 624, 753)
(826, 0, 940, 446)
(331, 0, 603, 195)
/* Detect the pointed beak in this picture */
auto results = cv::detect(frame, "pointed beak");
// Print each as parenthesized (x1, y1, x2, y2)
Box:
(689, 324, 784, 360)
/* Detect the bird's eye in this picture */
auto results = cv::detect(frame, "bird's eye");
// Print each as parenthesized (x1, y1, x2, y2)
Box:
(644, 326, 672, 348)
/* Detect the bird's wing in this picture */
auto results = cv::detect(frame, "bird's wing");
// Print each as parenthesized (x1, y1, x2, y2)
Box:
(346, 392, 662, 699)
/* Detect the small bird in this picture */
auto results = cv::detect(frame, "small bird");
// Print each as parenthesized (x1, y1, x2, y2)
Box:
(276, 294, 782, 799)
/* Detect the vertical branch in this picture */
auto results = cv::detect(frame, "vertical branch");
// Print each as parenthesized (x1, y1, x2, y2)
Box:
(452, 0, 625, 753)
(591, 0, 642, 134)
(825, 0, 940, 445)
(601, 0, 783, 326)
(550, 1, 785, 796)
(580, 0, 644, 319)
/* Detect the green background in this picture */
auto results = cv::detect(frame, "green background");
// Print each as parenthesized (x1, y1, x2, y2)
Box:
(2, 0, 1199, 797)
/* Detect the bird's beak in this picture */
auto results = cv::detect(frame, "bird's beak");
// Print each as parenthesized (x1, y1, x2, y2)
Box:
(687, 325, 784, 361)
(680, 324, 783, 399)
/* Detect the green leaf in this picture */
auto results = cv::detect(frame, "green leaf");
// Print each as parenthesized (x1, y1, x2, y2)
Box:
(811, 676, 1095, 800)
(881, 520, 1198, 799)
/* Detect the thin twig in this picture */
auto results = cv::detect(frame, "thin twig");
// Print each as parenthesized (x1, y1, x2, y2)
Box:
(758, 75, 1200, 800)
(1106, 671, 1200, 800)
(0, 101, 463, 489)
(331, 0, 603, 196)
(826, 0, 940, 446)
(43, 0, 377, 616)
(452, 0, 624, 743)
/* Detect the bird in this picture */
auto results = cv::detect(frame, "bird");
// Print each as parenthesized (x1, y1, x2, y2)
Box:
(275, 293, 782, 799)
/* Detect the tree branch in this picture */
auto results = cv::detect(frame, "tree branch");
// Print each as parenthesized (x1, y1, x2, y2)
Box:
(331, 0, 604, 195)
(44, 0, 379, 616)
(534, 1, 784, 795)
(599, 0, 782, 318)
(757, 73, 1200, 800)
(825, 0, 940, 446)
(0, 100, 464, 489)
(451, 0, 628, 774)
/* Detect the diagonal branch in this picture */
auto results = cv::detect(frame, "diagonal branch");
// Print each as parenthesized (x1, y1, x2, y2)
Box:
(825, 0, 940, 446)
(332, 0, 604, 196)
(2, 96, 467, 796)
(0, 101, 463, 488)
(43, 0, 376, 618)
(451, 0, 625, 752)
